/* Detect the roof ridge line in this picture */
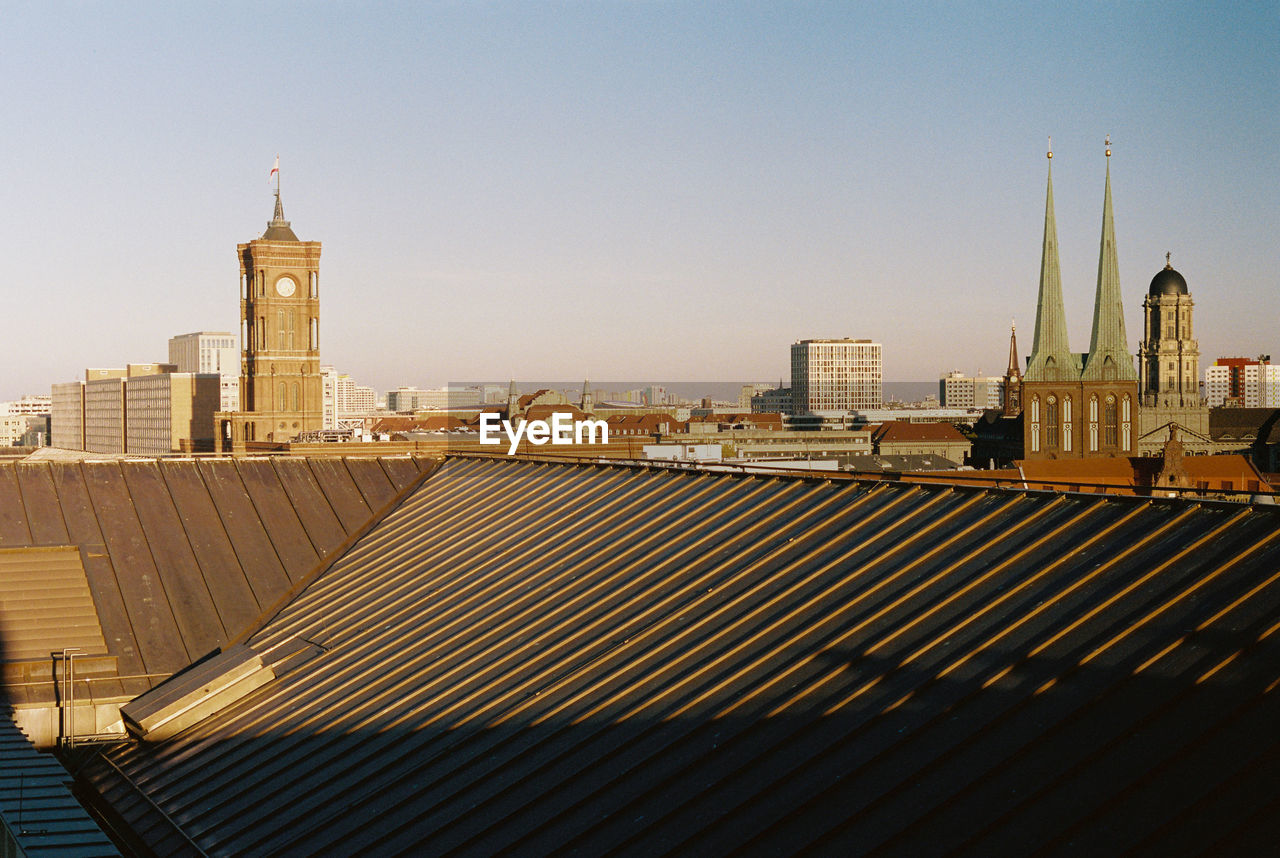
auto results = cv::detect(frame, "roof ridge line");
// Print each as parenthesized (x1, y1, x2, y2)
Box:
(222, 457, 441, 652)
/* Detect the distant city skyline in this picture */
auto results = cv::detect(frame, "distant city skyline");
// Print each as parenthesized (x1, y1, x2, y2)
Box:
(2, 2, 1276, 400)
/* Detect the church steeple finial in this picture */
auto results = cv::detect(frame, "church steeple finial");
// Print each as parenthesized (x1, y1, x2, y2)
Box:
(1082, 137, 1137, 382)
(1024, 144, 1075, 382)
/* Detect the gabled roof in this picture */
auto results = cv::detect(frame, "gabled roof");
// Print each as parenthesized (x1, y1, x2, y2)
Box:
(1210, 408, 1280, 443)
(521, 404, 587, 424)
(873, 421, 968, 443)
(78, 456, 1280, 855)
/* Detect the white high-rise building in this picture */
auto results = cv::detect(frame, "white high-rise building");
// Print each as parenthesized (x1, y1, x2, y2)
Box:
(1205, 356, 1278, 407)
(1, 395, 52, 415)
(169, 332, 239, 413)
(939, 371, 1003, 409)
(790, 339, 882, 413)
(321, 366, 379, 429)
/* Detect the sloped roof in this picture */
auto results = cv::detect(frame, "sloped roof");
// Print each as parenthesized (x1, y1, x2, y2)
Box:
(0, 712, 120, 856)
(1210, 408, 1280, 443)
(521, 404, 587, 424)
(845, 453, 960, 472)
(873, 420, 969, 443)
(78, 456, 1280, 855)
(0, 456, 432, 705)
(1011, 455, 1270, 494)
(370, 415, 467, 434)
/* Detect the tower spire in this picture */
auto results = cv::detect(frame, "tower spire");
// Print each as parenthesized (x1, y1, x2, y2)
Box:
(1082, 136, 1137, 381)
(1024, 143, 1076, 382)
(262, 155, 299, 241)
(1002, 319, 1023, 417)
(1006, 320, 1020, 377)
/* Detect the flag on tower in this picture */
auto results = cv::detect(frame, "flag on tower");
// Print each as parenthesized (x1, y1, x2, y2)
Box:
(270, 156, 279, 181)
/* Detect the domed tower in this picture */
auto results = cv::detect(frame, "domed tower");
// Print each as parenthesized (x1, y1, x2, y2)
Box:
(1134, 253, 1209, 453)
(1138, 253, 1199, 408)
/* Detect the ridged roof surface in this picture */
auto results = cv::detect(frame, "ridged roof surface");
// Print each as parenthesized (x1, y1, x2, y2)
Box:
(80, 456, 1280, 856)
(0, 456, 431, 704)
(0, 712, 120, 856)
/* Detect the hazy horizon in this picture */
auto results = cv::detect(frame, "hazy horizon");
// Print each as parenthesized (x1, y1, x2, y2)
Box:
(3, 3, 1275, 400)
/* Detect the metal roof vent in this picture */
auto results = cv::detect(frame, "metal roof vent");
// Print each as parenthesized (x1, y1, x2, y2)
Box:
(121, 644, 274, 743)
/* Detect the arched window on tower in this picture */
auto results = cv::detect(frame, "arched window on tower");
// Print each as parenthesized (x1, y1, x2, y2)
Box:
(1089, 395, 1099, 452)
(1046, 396, 1059, 448)
(1062, 396, 1072, 452)
(1104, 395, 1118, 446)
(278, 310, 295, 350)
(1122, 395, 1132, 450)
(292, 382, 300, 412)
(278, 382, 287, 411)
(1030, 395, 1041, 453)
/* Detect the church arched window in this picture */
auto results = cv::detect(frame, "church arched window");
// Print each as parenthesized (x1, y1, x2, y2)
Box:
(1030, 395, 1040, 453)
(1122, 395, 1132, 450)
(1062, 396, 1072, 452)
(1104, 395, 1118, 446)
(1046, 396, 1059, 448)
(1089, 395, 1099, 452)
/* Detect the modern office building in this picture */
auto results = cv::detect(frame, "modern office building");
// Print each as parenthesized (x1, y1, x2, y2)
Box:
(386, 386, 483, 412)
(50, 382, 85, 450)
(169, 331, 239, 413)
(790, 339, 882, 413)
(124, 372, 222, 456)
(322, 367, 379, 429)
(939, 370, 1003, 409)
(1205, 356, 1278, 408)
(50, 365, 219, 454)
(0, 394, 52, 415)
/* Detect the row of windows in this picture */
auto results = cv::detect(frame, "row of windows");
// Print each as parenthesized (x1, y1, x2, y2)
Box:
(1029, 393, 1131, 453)
(243, 314, 319, 352)
(278, 382, 304, 412)
(242, 270, 319, 299)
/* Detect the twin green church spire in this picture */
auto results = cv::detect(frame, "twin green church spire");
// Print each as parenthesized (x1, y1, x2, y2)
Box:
(1025, 137, 1137, 384)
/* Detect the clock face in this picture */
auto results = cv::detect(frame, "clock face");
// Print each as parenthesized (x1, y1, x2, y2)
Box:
(275, 275, 297, 298)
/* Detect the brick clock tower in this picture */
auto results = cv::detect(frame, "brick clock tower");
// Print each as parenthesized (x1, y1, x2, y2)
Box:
(218, 175, 322, 450)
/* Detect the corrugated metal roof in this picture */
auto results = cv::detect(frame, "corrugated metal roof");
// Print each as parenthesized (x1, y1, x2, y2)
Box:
(0, 457, 433, 706)
(0, 712, 120, 856)
(77, 456, 1280, 856)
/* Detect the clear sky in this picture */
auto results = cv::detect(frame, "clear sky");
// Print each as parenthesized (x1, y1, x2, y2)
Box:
(1, 1, 1276, 399)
